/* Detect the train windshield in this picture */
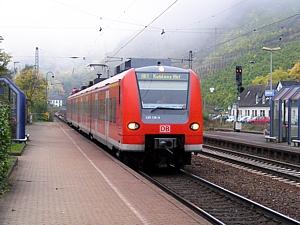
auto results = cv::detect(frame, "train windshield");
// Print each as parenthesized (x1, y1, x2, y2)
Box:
(136, 72, 189, 109)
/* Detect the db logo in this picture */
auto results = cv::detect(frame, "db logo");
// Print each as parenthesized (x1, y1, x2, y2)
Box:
(160, 125, 171, 133)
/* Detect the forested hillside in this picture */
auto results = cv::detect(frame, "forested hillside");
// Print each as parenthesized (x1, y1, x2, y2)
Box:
(196, 0, 300, 112)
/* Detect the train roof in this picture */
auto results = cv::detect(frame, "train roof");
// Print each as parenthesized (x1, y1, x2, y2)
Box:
(68, 66, 191, 99)
(135, 66, 189, 73)
(68, 69, 131, 98)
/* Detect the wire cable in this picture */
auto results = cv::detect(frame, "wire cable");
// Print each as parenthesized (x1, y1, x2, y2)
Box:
(48, 0, 146, 27)
(180, 0, 249, 29)
(194, 12, 300, 55)
(111, 0, 178, 57)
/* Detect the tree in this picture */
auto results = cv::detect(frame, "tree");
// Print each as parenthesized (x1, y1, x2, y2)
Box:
(0, 50, 11, 76)
(252, 68, 289, 85)
(289, 60, 300, 79)
(15, 66, 47, 120)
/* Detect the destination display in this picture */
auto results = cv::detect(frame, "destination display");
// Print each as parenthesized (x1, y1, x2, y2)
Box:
(137, 73, 188, 81)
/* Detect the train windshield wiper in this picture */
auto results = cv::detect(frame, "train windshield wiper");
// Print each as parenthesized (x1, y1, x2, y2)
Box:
(150, 106, 183, 113)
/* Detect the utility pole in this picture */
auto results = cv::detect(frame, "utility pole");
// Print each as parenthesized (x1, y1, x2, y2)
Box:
(35, 47, 39, 77)
(188, 50, 193, 69)
(13, 61, 20, 78)
(168, 51, 193, 69)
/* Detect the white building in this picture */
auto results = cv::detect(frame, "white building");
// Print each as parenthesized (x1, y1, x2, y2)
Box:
(49, 99, 63, 107)
(231, 85, 270, 118)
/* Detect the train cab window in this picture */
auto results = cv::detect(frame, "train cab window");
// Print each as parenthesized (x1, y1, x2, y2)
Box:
(136, 72, 189, 109)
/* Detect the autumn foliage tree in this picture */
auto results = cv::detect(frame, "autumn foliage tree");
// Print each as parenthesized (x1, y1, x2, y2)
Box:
(289, 60, 300, 79)
(15, 66, 47, 120)
(0, 50, 11, 76)
(252, 68, 289, 85)
(252, 61, 300, 85)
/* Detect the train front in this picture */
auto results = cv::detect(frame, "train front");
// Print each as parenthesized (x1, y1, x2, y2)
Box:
(122, 66, 203, 168)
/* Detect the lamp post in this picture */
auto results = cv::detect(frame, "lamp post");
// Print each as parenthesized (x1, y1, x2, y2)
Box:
(69, 56, 86, 85)
(46, 71, 54, 109)
(262, 47, 281, 91)
(209, 87, 215, 113)
(13, 61, 20, 77)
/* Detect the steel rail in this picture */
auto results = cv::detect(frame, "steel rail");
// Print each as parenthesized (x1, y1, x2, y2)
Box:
(204, 144, 300, 170)
(139, 170, 225, 225)
(201, 145, 300, 183)
(181, 169, 300, 225)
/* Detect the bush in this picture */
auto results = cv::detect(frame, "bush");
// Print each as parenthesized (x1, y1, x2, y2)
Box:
(0, 102, 11, 191)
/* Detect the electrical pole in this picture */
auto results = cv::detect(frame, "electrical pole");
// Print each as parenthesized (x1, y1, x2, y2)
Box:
(13, 61, 20, 78)
(188, 50, 193, 69)
(35, 47, 39, 77)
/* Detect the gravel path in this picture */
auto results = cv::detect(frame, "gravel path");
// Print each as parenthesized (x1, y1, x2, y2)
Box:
(185, 155, 300, 221)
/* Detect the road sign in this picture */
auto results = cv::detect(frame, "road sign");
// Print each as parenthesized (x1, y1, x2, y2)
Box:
(265, 90, 275, 97)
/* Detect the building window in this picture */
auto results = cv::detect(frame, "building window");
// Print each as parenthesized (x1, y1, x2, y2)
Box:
(255, 94, 259, 104)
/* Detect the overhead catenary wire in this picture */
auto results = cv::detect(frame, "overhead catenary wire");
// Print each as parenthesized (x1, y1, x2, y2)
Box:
(48, 0, 146, 27)
(179, 0, 249, 29)
(26, 0, 248, 34)
(194, 12, 300, 56)
(111, 0, 178, 57)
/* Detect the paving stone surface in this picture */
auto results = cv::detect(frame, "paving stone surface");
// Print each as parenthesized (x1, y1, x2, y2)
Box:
(0, 122, 211, 225)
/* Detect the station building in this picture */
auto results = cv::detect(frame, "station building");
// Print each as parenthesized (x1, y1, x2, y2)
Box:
(270, 85, 300, 145)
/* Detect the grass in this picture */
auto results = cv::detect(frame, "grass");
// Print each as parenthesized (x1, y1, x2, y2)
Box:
(9, 143, 26, 156)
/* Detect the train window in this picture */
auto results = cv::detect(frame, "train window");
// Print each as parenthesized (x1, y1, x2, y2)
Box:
(109, 97, 117, 123)
(136, 72, 189, 109)
(99, 99, 105, 120)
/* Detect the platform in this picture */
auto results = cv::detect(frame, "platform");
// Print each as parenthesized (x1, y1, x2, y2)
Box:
(204, 130, 300, 164)
(0, 122, 211, 225)
(205, 130, 300, 154)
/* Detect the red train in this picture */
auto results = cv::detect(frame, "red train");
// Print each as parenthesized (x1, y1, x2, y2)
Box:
(66, 65, 203, 168)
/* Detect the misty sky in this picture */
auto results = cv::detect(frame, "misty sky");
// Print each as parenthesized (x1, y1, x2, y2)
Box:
(0, 0, 239, 71)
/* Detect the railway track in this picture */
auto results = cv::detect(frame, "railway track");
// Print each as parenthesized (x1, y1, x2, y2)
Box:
(202, 145, 300, 184)
(141, 169, 300, 225)
(204, 135, 300, 164)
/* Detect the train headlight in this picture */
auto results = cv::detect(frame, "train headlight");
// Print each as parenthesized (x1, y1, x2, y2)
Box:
(190, 123, 200, 131)
(127, 122, 140, 130)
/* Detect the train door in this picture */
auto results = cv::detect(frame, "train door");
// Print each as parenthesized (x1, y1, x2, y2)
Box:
(89, 94, 92, 133)
(79, 97, 82, 124)
(105, 90, 110, 144)
(95, 93, 98, 132)
(117, 81, 122, 139)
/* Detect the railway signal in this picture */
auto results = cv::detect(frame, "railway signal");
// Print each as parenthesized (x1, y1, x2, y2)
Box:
(234, 65, 244, 132)
(236, 66, 244, 93)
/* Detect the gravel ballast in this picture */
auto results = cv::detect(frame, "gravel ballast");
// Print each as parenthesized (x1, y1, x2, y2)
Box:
(185, 155, 300, 221)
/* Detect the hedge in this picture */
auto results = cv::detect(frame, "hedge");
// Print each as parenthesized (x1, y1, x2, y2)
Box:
(0, 102, 11, 191)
